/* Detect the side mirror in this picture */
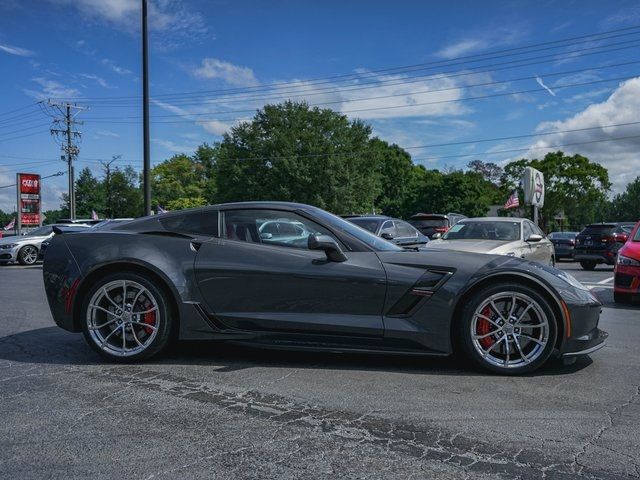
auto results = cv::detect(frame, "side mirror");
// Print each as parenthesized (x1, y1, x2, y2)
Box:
(308, 234, 347, 262)
(380, 232, 394, 240)
(260, 232, 273, 240)
(431, 232, 442, 240)
(526, 233, 543, 243)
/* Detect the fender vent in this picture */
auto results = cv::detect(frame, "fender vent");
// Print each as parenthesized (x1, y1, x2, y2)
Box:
(387, 270, 452, 316)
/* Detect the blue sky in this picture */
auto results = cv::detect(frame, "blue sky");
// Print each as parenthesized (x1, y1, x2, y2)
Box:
(1, 0, 640, 211)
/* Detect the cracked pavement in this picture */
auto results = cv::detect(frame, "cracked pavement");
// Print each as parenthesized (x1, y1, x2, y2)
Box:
(0, 264, 639, 479)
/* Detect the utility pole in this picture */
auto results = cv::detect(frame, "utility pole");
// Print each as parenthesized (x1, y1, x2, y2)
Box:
(42, 100, 87, 220)
(100, 155, 121, 218)
(142, 0, 151, 216)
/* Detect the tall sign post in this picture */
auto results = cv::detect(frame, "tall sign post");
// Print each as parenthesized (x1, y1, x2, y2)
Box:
(522, 167, 545, 225)
(16, 173, 42, 236)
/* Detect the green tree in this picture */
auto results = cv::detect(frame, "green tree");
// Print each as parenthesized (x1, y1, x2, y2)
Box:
(214, 101, 381, 214)
(610, 177, 640, 221)
(151, 154, 208, 209)
(368, 138, 414, 217)
(502, 151, 611, 229)
(166, 196, 208, 211)
(74, 167, 104, 218)
(106, 166, 142, 218)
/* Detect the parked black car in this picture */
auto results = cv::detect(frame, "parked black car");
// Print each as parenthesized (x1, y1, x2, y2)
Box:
(574, 223, 636, 270)
(548, 232, 578, 261)
(408, 213, 466, 239)
(346, 215, 429, 247)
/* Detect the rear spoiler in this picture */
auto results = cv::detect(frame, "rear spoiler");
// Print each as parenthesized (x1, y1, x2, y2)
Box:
(52, 226, 64, 235)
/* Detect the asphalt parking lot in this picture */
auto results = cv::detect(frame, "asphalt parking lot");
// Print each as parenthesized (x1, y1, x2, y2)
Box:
(0, 262, 638, 479)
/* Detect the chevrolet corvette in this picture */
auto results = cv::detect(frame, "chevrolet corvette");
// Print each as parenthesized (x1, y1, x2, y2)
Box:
(43, 202, 607, 374)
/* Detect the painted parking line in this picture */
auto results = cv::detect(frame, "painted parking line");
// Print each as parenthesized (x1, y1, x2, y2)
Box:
(585, 284, 613, 290)
(597, 276, 615, 284)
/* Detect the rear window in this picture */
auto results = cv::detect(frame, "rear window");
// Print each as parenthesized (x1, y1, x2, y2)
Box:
(410, 219, 448, 228)
(349, 218, 380, 233)
(581, 225, 615, 235)
(160, 210, 218, 237)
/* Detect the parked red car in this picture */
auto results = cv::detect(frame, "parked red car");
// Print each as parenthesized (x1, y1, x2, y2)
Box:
(614, 221, 640, 303)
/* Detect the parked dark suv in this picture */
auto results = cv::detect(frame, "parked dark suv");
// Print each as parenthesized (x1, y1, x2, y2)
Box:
(408, 213, 466, 239)
(574, 222, 636, 270)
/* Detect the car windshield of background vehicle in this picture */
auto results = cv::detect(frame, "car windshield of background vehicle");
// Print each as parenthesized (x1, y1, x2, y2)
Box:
(443, 221, 520, 241)
(24, 226, 52, 237)
(411, 219, 447, 228)
(348, 218, 380, 233)
(309, 208, 403, 251)
(634, 228, 640, 242)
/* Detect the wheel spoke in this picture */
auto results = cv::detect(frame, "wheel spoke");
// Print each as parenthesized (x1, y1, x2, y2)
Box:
(89, 304, 117, 317)
(89, 318, 117, 330)
(121, 324, 126, 353)
(131, 287, 145, 311)
(515, 303, 533, 324)
(100, 327, 119, 349)
(476, 313, 501, 329)
(130, 326, 144, 348)
(122, 281, 128, 309)
(508, 294, 517, 319)
(102, 288, 121, 311)
(516, 333, 545, 346)
(504, 335, 510, 366)
(482, 336, 503, 357)
(130, 321, 157, 331)
(133, 306, 157, 315)
(514, 336, 530, 363)
(473, 330, 499, 340)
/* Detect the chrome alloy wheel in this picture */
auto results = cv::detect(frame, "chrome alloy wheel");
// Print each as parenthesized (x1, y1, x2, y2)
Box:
(86, 280, 160, 357)
(470, 291, 549, 369)
(20, 246, 38, 265)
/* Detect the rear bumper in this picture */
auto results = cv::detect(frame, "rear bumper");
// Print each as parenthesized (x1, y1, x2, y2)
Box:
(574, 252, 615, 265)
(553, 246, 574, 258)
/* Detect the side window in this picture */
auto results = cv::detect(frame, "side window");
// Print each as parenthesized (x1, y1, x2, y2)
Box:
(380, 220, 397, 237)
(160, 210, 219, 237)
(222, 209, 338, 250)
(532, 223, 545, 237)
(396, 221, 418, 238)
(523, 222, 534, 240)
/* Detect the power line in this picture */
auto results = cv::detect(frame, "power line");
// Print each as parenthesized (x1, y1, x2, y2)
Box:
(0, 171, 65, 189)
(81, 74, 640, 123)
(58, 24, 640, 103)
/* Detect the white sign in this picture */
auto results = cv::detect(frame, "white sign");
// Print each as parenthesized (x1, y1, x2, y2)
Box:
(522, 167, 545, 207)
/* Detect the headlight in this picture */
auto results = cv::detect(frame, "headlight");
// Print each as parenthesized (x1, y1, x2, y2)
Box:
(617, 254, 640, 266)
(0, 243, 18, 249)
(556, 271, 589, 291)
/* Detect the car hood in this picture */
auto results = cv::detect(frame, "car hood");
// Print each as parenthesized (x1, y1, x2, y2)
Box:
(425, 239, 517, 254)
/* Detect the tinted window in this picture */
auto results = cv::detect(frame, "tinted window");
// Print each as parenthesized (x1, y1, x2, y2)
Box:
(223, 209, 336, 250)
(396, 221, 418, 238)
(25, 226, 53, 237)
(410, 219, 448, 228)
(443, 221, 520, 241)
(380, 220, 397, 237)
(581, 225, 615, 235)
(160, 211, 219, 237)
(349, 218, 380, 233)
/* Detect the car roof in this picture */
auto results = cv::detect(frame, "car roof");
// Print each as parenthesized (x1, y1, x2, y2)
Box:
(349, 215, 392, 221)
(461, 217, 527, 223)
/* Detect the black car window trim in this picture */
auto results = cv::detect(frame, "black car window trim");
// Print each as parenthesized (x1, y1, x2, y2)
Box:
(219, 208, 354, 252)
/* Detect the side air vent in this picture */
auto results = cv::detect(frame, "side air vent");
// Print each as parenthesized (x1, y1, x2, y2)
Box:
(387, 270, 452, 316)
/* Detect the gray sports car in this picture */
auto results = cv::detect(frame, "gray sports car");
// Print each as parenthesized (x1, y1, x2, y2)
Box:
(43, 202, 606, 374)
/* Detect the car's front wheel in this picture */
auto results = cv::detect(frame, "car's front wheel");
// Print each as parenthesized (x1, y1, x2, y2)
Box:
(458, 283, 558, 375)
(81, 272, 173, 362)
(18, 245, 39, 265)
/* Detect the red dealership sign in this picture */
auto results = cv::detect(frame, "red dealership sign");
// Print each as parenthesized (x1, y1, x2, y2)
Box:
(17, 173, 41, 227)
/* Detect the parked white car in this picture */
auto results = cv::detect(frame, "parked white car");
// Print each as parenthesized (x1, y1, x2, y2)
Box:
(0, 224, 90, 265)
(425, 217, 555, 265)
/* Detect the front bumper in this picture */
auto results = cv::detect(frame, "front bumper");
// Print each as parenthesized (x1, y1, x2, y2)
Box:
(0, 245, 20, 262)
(559, 287, 608, 357)
(614, 264, 640, 297)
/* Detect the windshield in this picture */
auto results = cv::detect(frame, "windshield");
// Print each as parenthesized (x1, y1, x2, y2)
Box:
(550, 232, 576, 239)
(348, 218, 380, 233)
(24, 226, 52, 237)
(634, 226, 640, 241)
(443, 221, 521, 241)
(410, 219, 447, 228)
(309, 208, 402, 251)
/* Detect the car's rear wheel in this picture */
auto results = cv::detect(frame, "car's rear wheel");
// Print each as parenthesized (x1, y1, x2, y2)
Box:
(18, 245, 38, 265)
(81, 272, 173, 362)
(457, 283, 558, 375)
(580, 260, 597, 271)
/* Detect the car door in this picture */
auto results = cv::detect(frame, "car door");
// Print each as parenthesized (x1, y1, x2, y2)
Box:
(531, 222, 553, 262)
(194, 208, 387, 337)
(520, 221, 535, 260)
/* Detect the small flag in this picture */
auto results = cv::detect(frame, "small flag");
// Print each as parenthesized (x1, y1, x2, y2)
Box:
(91, 210, 99, 220)
(503, 190, 520, 210)
(3, 218, 15, 231)
(157, 206, 168, 214)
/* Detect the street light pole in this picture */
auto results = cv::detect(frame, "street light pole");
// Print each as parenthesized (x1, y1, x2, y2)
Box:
(142, 0, 151, 216)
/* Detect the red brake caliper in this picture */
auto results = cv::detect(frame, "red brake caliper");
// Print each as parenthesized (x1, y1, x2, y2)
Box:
(142, 310, 156, 335)
(477, 306, 495, 349)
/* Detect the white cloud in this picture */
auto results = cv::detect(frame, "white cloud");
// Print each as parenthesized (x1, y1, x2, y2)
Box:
(435, 24, 528, 59)
(0, 42, 34, 57)
(95, 129, 120, 138)
(23, 77, 80, 99)
(79, 73, 112, 88)
(523, 77, 640, 192)
(152, 138, 197, 154)
(535, 76, 556, 97)
(101, 58, 132, 75)
(436, 39, 486, 59)
(193, 58, 259, 87)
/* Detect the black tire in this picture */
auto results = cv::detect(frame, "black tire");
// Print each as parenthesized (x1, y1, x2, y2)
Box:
(456, 282, 558, 375)
(18, 245, 39, 265)
(80, 271, 174, 362)
(580, 260, 597, 271)
(614, 292, 631, 304)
